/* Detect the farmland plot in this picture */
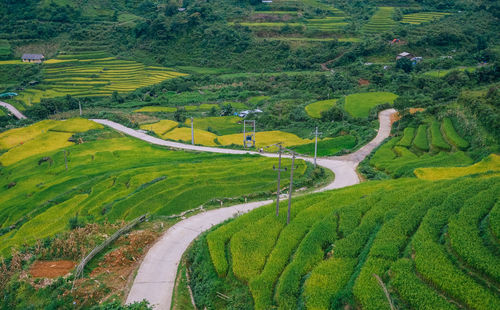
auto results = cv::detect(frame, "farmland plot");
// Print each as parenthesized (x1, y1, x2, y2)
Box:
(194, 173, 500, 309)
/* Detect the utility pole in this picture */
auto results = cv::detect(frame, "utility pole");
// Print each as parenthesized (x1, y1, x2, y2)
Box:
(313, 127, 322, 168)
(287, 152, 296, 224)
(273, 144, 286, 217)
(191, 117, 194, 145)
(78, 101, 82, 116)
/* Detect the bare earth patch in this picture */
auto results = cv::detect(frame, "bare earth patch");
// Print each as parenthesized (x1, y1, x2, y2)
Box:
(29, 260, 76, 278)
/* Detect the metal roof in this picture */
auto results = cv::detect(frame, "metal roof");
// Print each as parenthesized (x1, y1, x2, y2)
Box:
(22, 54, 44, 60)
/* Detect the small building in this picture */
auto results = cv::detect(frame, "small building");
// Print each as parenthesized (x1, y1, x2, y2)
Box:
(22, 54, 44, 63)
(238, 109, 263, 118)
(262, 0, 273, 3)
(411, 56, 423, 64)
(396, 52, 413, 60)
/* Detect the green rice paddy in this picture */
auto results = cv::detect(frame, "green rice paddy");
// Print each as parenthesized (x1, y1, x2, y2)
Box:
(344, 92, 397, 118)
(292, 135, 357, 156)
(305, 99, 337, 118)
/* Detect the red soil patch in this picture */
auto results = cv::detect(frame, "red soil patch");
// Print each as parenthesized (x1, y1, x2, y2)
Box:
(30, 260, 76, 278)
(358, 78, 370, 86)
(391, 108, 426, 123)
(409, 108, 425, 114)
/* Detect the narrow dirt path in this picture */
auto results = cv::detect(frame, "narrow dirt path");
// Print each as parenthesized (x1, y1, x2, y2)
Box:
(92, 109, 397, 309)
(0, 101, 27, 119)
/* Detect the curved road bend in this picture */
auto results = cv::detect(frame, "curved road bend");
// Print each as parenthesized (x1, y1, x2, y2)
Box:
(0, 101, 27, 119)
(1, 101, 395, 309)
(91, 108, 397, 309)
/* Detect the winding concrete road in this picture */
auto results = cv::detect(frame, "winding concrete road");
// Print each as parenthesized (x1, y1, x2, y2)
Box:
(0, 101, 27, 119)
(91, 108, 396, 309)
(2, 100, 395, 308)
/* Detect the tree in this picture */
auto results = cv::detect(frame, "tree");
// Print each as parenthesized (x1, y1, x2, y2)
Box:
(220, 103, 233, 116)
(174, 108, 187, 122)
(396, 57, 413, 73)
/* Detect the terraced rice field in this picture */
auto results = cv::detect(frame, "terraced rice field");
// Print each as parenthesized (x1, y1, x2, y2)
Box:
(0, 121, 308, 256)
(306, 16, 348, 32)
(369, 120, 472, 177)
(230, 1, 347, 33)
(305, 99, 337, 118)
(15, 52, 186, 104)
(362, 7, 396, 34)
(344, 92, 397, 118)
(195, 172, 500, 309)
(401, 12, 451, 25)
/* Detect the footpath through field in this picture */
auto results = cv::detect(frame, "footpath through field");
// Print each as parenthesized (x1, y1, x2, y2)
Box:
(0, 101, 27, 119)
(91, 108, 396, 309)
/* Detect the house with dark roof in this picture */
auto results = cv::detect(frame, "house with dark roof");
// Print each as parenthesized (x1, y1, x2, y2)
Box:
(21, 54, 45, 63)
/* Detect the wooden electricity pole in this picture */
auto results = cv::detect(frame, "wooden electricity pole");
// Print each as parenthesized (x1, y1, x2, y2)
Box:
(313, 127, 322, 168)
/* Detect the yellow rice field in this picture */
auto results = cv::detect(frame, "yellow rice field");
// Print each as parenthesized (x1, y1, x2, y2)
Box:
(414, 154, 500, 180)
(0, 118, 103, 166)
(164, 127, 218, 146)
(140, 120, 179, 137)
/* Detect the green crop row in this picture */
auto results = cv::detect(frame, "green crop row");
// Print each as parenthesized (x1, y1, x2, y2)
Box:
(490, 202, 500, 241)
(442, 118, 469, 149)
(430, 121, 451, 151)
(412, 178, 500, 310)
(397, 127, 415, 147)
(413, 124, 429, 151)
(389, 258, 459, 310)
(275, 211, 339, 309)
(448, 186, 500, 282)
